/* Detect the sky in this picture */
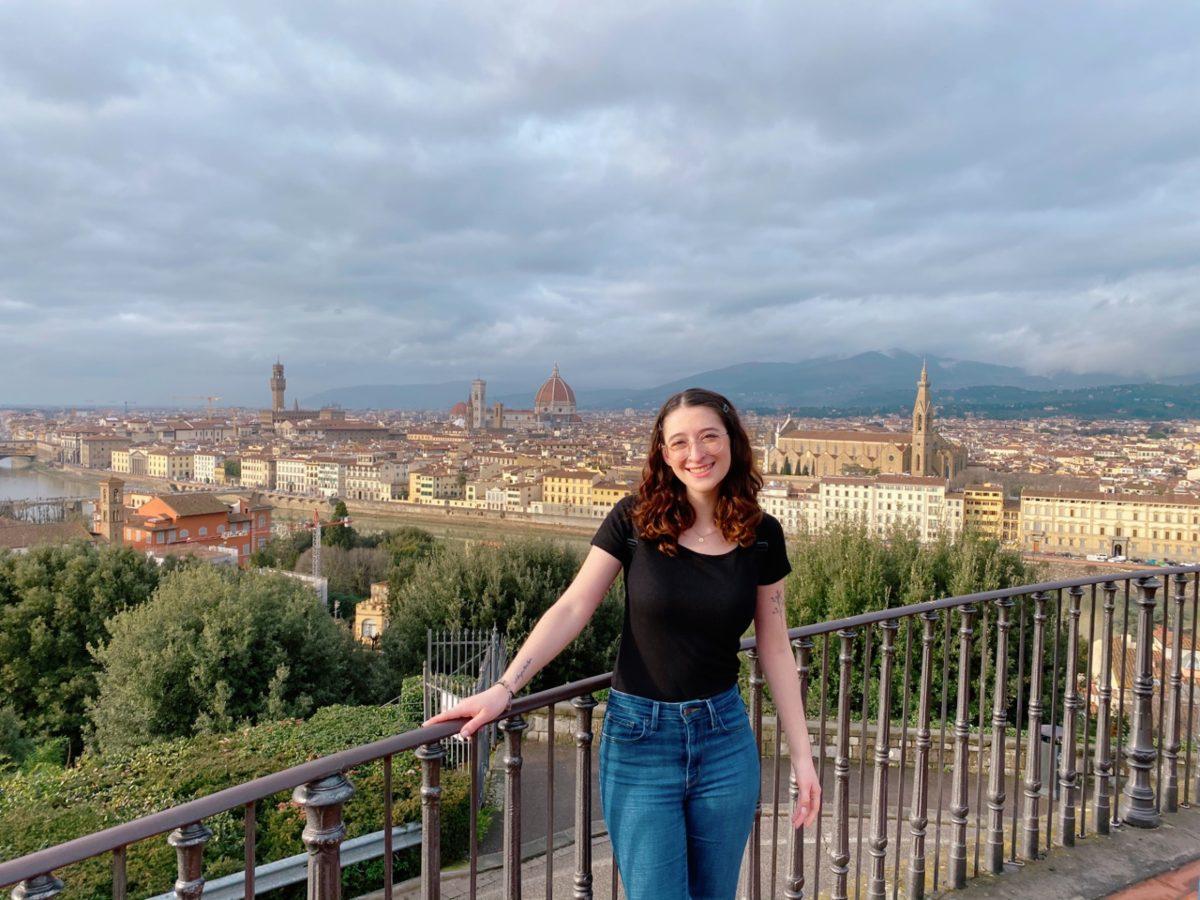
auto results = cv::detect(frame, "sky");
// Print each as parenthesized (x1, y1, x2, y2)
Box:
(1, 1, 1198, 405)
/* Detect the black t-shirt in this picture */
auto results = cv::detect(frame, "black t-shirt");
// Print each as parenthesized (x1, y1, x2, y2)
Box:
(590, 494, 792, 702)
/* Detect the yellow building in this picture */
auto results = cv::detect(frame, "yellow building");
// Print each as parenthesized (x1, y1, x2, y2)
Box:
(542, 468, 601, 508)
(146, 448, 194, 481)
(592, 480, 636, 510)
(354, 582, 389, 647)
(408, 468, 463, 503)
(1020, 489, 1200, 561)
(240, 455, 276, 490)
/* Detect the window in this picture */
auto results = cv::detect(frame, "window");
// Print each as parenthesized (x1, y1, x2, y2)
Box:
(179, 529, 189, 539)
(198, 526, 208, 537)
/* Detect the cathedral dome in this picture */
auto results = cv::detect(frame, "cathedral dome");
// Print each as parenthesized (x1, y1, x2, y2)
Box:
(450, 401, 469, 417)
(534, 364, 576, 410)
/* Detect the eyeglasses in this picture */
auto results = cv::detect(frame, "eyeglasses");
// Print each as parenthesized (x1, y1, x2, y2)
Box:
(664, 430, 728, 458)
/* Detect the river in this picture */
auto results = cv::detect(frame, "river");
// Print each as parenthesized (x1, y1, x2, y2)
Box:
(0, 460, 98, 501)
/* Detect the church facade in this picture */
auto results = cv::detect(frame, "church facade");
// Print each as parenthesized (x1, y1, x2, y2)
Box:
(768, 364, 966, 479)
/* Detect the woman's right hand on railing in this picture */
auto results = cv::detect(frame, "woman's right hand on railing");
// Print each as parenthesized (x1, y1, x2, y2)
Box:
(421, 683, 512, 739)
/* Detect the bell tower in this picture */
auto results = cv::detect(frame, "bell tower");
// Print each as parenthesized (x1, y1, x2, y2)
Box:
(270, 360, 287, 412)
(96, 476, 125, 545)
(912, 361, 933, 476)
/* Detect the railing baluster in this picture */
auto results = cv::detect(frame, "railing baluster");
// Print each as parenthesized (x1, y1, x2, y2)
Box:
(814, 634, 832, 900)
(973, 603, 989, 877)
(832, 627, 857, 900)
(1046, 590, 1062, 853)
(1094, 581, 1118, 833)
(867, 619, 897, 900)
(1080, 584, 1097, 840)
(786, 635, 814, 900)
(168, 822, 212, 900)
(987, 597, 1014, 874)
(547, 703, 555, 900)
(854, 628, 874, 900)
(572, 695, 597, 900)
(113, 846, 127, 900)
(1059, 585, 1084, 846)
(932, 610, 951, 891)
(293, 773, 355, 900)
(1009, 596, 1027, 862)
(1164, 572, 1187, 813)
(891, 618, 913, 900)
(11, 874, 63, 900)
(748, 646, 764, 900)
(382, 757, 394, 900)
(244, 802, 256, 900)
(1188, 572, 1200, 806)
(500, 714, 528, 899)
(907, 610, 937, 900)
(1123, 575, 1161, 828)
(949, 604, 976, 889)
(1114, 579, 1132, 827)
(413, 744, 444, 900)
(1022, 590, 1049, 859)
(1156, 572, 1170, 812)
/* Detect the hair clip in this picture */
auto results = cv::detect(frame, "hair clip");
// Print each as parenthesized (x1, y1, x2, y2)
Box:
(721, 403, 729, 413)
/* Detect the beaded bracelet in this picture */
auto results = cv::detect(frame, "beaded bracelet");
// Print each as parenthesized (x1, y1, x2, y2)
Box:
(495, 678, 515, 710)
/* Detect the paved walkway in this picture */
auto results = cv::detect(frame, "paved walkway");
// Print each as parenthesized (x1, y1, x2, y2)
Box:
(948, 803, 1200, 900)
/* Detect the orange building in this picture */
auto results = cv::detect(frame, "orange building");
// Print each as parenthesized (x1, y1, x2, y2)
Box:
(123, 493, 273, 566)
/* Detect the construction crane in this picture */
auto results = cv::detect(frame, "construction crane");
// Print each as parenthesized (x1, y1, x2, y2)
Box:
(170, 395, 223, 414)
(301, 509, 352, 613)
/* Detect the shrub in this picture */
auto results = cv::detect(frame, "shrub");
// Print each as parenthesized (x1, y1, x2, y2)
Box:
(0, 705, 475, 900)
(88, 566, 384, 753)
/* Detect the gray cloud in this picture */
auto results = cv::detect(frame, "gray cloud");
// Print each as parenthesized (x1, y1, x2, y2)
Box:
(1, 0, 1198, 404)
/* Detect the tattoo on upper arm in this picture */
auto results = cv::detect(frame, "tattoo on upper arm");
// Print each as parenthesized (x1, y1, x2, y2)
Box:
(769, 586, 785, 622)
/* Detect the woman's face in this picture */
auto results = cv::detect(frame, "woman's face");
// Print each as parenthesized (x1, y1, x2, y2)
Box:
(660, 404, 732, 496)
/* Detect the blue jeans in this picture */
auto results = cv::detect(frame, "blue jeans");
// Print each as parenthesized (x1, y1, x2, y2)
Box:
(598, 683, 760, 900)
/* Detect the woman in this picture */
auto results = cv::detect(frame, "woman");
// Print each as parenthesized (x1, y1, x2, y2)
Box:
(423, 387, 820, 899)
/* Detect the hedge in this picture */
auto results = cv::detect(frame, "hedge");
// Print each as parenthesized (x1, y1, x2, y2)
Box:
(0, 705, 481, 899)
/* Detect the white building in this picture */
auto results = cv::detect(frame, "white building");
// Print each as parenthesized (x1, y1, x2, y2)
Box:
(818, 475, 963, 543)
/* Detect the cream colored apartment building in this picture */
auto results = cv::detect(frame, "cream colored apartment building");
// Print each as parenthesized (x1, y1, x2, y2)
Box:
(276, 457, 309, 493)
(818, 475, 963, 543)
(147, 448, 194, 481)
(1020, 489, 1200, 561)
(240, 455, 276, 490)
(408, 469, 463, 504)
(542, 469, 601, 508)
(758, 482, 819, 534)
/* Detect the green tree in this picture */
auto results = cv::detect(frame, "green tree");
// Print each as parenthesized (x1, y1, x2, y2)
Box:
(0, 542, 161, 756)
(0, 706, 32, 773)
(249, 529, 312, 570)
(88, 566, 383, 752)
(379, 540, 622, 696)
(781, 456, 793, 475)
(223, 459, 241, 479)
(323, 500, 356, 550)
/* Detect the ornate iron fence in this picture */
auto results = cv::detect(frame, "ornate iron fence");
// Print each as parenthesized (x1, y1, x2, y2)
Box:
(1, 566, 1198, 899)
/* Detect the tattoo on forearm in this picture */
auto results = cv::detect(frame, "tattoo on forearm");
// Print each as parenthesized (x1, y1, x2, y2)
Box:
(512, 656, 532, 689)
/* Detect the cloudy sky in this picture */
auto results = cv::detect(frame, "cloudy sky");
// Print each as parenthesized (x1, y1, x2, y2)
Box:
(1, 1, 1197, 405)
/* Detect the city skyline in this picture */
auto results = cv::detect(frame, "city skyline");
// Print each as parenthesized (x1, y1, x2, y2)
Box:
(2, 2, 1199, 404)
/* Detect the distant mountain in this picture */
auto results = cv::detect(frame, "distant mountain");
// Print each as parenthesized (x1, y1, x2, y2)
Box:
(575, 351, 1137, 410)
(301, 351, 1190, 416)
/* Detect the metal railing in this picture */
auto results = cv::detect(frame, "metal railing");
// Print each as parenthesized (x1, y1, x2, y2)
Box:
(1, 566, 1198, 899)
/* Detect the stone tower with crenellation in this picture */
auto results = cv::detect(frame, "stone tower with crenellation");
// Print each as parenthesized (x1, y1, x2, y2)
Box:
(270, 360, 287, 412)
(469, 378, 486, 430)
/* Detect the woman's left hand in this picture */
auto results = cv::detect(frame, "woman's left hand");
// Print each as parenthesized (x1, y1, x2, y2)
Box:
(791, 757, 821, 830)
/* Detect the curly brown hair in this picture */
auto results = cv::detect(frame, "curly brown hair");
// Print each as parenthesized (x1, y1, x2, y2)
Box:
(632, 387, 763, 556)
